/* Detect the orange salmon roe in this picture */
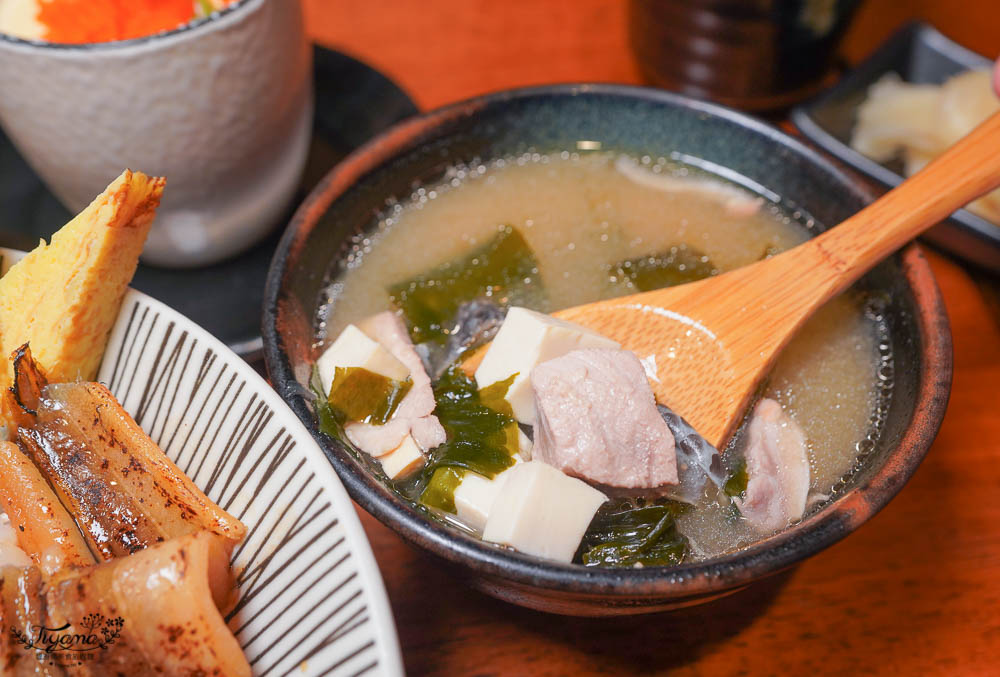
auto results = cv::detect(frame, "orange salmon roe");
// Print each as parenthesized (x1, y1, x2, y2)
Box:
(38, 0, 208, 44)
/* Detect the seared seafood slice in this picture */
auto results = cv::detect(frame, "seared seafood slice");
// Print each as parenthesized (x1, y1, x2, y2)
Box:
(0, 441, 94, 579)
(1, 344, 48, 437)
(46, 532, 249, 677)
(3, 532, 248, 677)
(18, 381, 245, 560)
(1, 564, 64, 676)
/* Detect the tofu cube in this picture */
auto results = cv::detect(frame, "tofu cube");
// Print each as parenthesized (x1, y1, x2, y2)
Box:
(317, 324, 409, 394)
(377, 434, 425, 480)
(474, 307, 619, 424)
(482, 461, 607, 563)
(453, 454, 523, 532)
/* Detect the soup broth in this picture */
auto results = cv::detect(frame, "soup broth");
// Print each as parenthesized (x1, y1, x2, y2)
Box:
(319, 152, 887, 562)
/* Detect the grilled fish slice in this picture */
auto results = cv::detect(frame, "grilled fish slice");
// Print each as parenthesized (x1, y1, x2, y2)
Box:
(19, 381, 246, 560)
(46, 532, 250, 677)
(0, 532, 250, 677)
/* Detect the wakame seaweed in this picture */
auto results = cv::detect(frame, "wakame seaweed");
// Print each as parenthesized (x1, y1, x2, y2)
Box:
(418, 467, 464, 513)
(611, 244, 718, 291)
(311, 368, 353, 448)
(578, 501, 690, 567)
(388, 226, 542, 344)
(417, 366, 519, 513)
(724, 457, 749, 498)
(326, 367, 412, 425)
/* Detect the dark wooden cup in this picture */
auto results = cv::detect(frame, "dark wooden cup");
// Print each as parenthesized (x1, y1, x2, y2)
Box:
(629, 0, 864, 111)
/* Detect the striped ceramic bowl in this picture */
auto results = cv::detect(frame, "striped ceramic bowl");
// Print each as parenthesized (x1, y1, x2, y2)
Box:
(1, 248, 403, 677)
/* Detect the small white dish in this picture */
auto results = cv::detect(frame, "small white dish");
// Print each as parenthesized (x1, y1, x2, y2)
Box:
(0, 0, 312, 267)
(0, 247, 404, 677)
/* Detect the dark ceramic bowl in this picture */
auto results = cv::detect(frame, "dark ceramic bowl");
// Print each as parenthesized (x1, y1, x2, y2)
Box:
(263, 84, 952, 616)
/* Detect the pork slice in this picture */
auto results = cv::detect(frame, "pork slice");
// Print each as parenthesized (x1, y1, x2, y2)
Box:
(531, 348, 677, 488)
(345, 418, 412, 457)
(734, 398, 811, 533)
(360, 312, 435, 418)
(410, 416, 447, 450)
(350, 311, 444, 454)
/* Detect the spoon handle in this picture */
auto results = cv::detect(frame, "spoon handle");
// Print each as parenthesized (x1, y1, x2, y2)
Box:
(804, 109, 1000, 300)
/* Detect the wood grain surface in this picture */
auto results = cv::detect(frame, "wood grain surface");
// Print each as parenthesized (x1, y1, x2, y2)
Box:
(303, 2, 1000, 674)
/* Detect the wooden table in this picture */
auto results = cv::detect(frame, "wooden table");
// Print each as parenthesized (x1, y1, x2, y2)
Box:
(303, 2, 1000, 674)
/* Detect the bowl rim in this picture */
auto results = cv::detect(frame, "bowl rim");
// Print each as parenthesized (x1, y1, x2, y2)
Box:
(263, 83, 953, 603)
(0, 0, 256, 50)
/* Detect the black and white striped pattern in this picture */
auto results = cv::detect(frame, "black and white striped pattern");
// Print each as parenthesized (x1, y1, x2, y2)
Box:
(101, 292, 402, 676)
(0, 250, 401, 677)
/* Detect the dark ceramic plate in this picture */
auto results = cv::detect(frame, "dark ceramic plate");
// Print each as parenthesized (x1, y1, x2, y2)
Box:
(0, 45, 417, 360)
(264, 84, 952, 615)
(790, 21, 1000, 271)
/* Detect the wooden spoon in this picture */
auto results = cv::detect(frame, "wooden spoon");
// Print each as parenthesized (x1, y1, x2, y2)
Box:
(471, 111, 1000, 449)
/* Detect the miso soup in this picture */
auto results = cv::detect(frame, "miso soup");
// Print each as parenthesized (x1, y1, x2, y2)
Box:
(315, 152, 889, 565)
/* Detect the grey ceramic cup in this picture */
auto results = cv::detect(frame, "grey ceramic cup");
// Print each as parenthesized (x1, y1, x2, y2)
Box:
(0, 0, 313, 267)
